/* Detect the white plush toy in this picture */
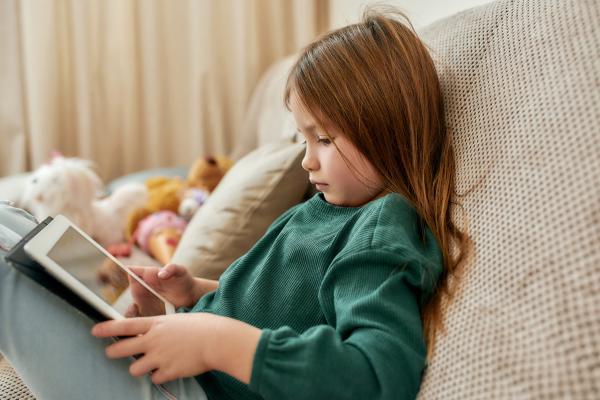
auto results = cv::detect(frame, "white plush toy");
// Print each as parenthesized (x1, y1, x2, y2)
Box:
(20, 155, 147, 246)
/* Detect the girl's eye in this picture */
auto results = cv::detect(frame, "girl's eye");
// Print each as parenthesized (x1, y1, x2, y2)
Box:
(317, 137, 331, 145)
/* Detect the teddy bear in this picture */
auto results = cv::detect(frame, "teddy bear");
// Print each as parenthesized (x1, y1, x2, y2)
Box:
(123, 154, 234, 241)
(176, 154, 233, 221)
(123, 176, 185, 242)
(186, 155, 234, 192)
(98, 155, 233, 301)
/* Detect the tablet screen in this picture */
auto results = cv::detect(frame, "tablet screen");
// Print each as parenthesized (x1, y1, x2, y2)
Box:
(47, 226, 158, 307)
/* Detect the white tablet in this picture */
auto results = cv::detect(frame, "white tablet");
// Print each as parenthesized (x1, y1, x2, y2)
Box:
(23, 214, 175, 320)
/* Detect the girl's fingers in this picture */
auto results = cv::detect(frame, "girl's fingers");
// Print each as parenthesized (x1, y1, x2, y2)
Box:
(104, 336, 146, 359)
(157, 269, 170, 279)
(126, 265, 147, 277)
(128, 265, 161, 284)
(129, 354, 159, 378)
(92, 317, 154, 338)
(158, 263, 182, 279)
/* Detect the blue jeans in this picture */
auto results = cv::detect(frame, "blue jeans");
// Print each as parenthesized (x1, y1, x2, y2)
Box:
(0, 202, 207, 400)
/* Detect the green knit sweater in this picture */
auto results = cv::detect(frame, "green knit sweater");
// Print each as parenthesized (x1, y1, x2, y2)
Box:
(186, 192, 443, 400)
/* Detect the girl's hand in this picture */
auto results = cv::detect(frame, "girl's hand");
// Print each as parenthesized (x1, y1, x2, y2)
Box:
(125, 264, 203, 317)
(91, 313, 261, 385)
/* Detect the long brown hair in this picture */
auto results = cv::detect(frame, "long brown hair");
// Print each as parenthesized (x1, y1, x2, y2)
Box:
(284, 8, 473, 358)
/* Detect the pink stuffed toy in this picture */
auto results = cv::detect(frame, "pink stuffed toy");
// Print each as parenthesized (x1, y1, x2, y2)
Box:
(133, 210, 188, 265)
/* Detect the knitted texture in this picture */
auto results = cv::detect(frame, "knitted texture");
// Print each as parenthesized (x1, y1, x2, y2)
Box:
(0, 357, 35, 400)
(417, 0, 600, 398)
(193, 193, 442, 400)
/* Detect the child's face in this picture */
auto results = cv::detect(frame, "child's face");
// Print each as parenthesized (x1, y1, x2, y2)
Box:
(290, 91, 384, 207)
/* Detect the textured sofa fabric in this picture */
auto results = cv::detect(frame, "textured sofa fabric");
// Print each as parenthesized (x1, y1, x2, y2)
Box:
(2, 0, 600, 398)
(0, 358, 34, 400)
(231, 56, 297, 160)
(416, 0, 600, 398)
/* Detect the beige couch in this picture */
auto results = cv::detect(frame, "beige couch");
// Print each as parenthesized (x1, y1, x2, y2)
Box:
(2, 0, 599, 398)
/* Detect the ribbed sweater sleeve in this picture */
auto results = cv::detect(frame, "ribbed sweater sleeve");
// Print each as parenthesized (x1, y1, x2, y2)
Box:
(248, 248, 428, 400)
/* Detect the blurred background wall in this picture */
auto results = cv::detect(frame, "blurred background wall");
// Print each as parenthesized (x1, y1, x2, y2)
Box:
(330, 0, 493, 29)
(0, 0, 491, 182)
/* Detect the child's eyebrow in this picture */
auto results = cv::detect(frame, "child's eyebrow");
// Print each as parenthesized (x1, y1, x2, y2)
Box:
(296, 126, 335, 141)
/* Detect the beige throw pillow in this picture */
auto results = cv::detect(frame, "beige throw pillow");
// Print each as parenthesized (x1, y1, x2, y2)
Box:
(171, 141, 309, 279)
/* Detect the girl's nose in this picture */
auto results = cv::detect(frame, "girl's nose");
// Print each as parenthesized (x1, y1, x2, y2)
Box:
(301, 148, 319, 172)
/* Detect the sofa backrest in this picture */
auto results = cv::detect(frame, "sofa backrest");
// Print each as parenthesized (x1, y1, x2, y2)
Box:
(230, 56, 298, 161)
(416, 0, 600, 398)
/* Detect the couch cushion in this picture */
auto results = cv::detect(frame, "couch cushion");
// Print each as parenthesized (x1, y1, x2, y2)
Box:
(416, 0, 600, 398)
(231, 56, 298, 160)
(171, 141, 309, 279)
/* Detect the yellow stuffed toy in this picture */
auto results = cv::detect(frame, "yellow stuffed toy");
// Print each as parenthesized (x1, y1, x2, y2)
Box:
(186, 155, 234, 192)
(99, 155, 233, 303)
(124, 154, 234, 240)
(124, 177, 184, 241)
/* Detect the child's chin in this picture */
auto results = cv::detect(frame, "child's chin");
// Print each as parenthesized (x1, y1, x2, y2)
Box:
(323, 194, 348, 207)
(322, 193, 336, 204)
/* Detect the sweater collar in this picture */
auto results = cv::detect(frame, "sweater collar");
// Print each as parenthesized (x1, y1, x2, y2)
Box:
(305, 192, 388, 217)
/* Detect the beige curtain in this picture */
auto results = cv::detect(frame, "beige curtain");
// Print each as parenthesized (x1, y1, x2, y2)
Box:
(0, 0, 328, 181)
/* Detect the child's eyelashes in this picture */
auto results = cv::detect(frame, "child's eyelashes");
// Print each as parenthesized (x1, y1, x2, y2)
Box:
(295, 130, 332, 146)
(299, 138, 330, 146)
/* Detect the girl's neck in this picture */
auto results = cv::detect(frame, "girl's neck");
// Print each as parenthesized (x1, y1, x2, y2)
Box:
(371, 188, 392, 202)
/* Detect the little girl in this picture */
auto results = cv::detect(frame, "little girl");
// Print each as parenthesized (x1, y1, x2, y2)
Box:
(0, 8, 470, 400)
